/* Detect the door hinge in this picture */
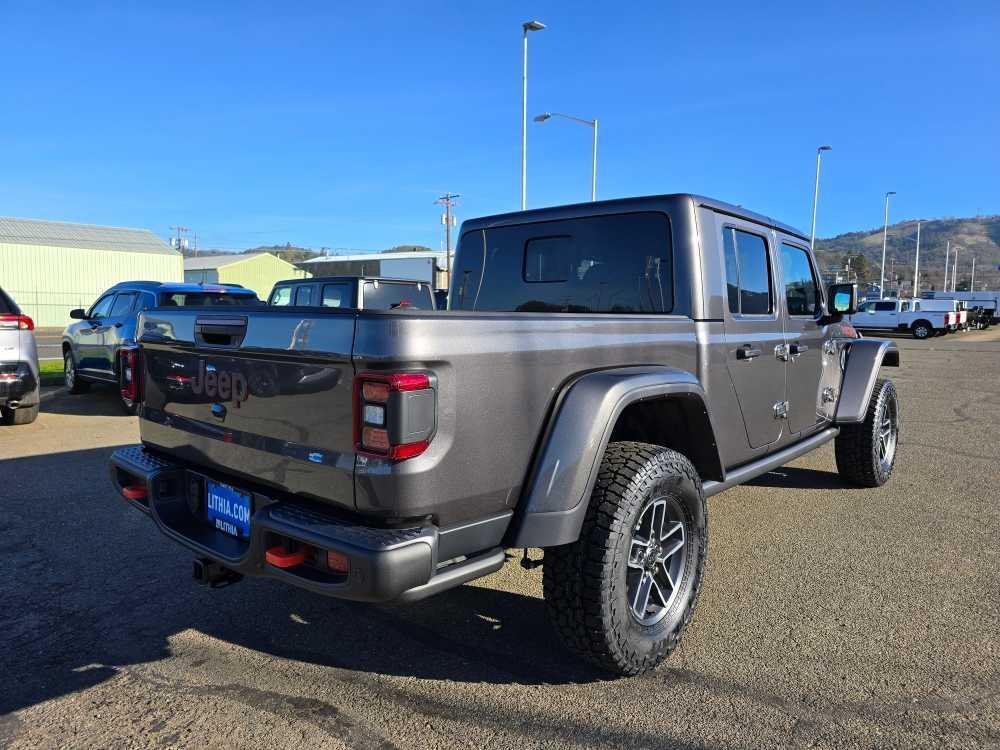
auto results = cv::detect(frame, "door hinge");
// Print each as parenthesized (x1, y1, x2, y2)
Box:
(773, 400, 789, 419)
(822, 387, 838, 404)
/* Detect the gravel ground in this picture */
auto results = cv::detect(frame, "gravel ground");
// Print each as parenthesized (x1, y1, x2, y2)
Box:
(1, 330, 998, 749)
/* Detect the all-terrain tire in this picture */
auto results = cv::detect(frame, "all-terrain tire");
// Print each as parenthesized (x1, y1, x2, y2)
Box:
(835, 379, 899, 487)
(543, 442, 708, 676)
(64, 350, 89, 394)
(1, 403, 39, 425)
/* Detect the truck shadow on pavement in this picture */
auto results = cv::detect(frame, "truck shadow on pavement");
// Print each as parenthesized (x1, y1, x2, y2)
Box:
(41, 386, 130, 418)
(745, 467, 850, 490)
(1, 446, 606, 720)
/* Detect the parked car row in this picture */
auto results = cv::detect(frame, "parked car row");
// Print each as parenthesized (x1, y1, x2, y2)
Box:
(847, 296, 992, 339)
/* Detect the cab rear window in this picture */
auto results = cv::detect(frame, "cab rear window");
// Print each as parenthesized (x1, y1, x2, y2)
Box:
(452, 212, 673, 313)
(159, 292, 258, 306)
(362, 281, 431, 310)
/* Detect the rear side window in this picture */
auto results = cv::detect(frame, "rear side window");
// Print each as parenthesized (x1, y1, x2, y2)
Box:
(321, 283, 353, 308)
(874, 301, 896, 312)
(901, 301, 911, 312)
(294, 285, 314, 306)
(363, 281, 427, 310)
(0, 289, 16, 314)
(270, 286, 293, 306)
(109, 292, 137, 317)
(453, 212, 672, 313)
(780, 244, 819, 316)
(722, 227, 773, 315)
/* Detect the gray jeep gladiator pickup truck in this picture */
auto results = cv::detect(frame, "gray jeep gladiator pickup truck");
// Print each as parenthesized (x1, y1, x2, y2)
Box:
(110, 194, 900, 675)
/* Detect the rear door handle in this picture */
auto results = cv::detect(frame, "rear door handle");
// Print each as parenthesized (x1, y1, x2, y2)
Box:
(790, 343, 809, 356)
(736, 345, 762, 360)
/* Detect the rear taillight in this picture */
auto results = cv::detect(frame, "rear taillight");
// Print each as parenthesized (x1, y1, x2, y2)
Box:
(353, 371, 435, 460)
(0, 314, 34, 331)
(119, 346, 143, 408)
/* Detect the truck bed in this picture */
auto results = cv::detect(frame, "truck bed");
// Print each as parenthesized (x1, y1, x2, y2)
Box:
(137, 306, 699, 529)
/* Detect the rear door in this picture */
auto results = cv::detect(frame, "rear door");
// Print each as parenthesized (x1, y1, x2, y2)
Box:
(721, 221, 786, 448)
(777, 240, 826, 435)
(98, 291, 138, 374)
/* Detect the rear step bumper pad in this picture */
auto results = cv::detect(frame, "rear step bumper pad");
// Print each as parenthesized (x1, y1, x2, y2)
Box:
(109, 445, 498, 603)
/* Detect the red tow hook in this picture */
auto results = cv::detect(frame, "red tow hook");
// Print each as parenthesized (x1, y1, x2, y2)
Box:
(266, 546, 308, 568)
(121, 484, 148, 501)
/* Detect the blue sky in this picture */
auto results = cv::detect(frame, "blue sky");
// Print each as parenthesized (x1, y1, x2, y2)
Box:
(1, 1, 997, 252)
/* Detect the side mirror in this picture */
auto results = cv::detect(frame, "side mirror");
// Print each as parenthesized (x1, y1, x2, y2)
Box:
(69, 308, 87, 320)
(827, 283, 857, 316)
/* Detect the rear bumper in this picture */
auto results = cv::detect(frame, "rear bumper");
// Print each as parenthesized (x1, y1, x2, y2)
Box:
(109, 445, 504, 603)
(0, 362, 38, 407)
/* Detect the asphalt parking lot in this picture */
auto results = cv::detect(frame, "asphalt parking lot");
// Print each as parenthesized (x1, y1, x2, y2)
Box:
(2, 330, 998, 749)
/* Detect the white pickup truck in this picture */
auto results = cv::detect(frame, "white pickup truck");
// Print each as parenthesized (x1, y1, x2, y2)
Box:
(849, 298, 955, 339)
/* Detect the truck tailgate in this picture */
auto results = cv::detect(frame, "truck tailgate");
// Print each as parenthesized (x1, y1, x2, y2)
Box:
(137, 308, 357, 511)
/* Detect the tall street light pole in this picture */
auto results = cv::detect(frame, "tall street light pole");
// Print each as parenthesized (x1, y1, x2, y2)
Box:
(952, 246, 960, 292)
(879, 191, 896, 300)
(913, 220, 922, 298)
(944, 240, 950, 292)
(534, 112, 599, 201)
(971, 255, 976, 290)
(810, 145, 832, 251)
(521, 20, 546, 211)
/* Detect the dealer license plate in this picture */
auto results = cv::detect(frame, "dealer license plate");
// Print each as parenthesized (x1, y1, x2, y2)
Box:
(205, 480, 252, 539)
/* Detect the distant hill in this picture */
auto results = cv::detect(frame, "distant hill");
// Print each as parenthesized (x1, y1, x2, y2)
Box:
(815, 215, 1000, 292)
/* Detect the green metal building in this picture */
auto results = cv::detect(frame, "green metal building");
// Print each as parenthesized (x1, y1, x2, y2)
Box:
(184, 252, 310, 300)
(0, 217, 182, 327)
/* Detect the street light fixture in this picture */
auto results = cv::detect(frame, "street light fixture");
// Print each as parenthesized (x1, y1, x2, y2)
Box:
(879, 191, 896, 300)
(520, 20, 546, 211)
(810, 145, 832, 251)
(534, 111, 599, 201)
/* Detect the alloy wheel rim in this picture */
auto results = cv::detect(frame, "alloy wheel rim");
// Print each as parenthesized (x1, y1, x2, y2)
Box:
(877, 395, 898, 470)
(626, 497, 687, 626)
(65, 356, 74, 388)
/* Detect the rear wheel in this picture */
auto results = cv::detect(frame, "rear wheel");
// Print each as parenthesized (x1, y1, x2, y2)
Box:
(835, 379, 899, 487)
(1, 403, 39, 425)
(543, 442, 708, 676)
(911, 321, 932, 339)
(64, 351, 89, 394)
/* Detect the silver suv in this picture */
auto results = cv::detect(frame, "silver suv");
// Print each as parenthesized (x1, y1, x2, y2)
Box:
(0, 287, 40, 425)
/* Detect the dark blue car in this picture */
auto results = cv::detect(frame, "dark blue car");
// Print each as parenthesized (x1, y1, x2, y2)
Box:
(62, 281, 260, 413)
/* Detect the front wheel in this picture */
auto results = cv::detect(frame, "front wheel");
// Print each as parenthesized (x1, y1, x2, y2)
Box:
(543, 442, 708, 676)
(835, 379, 899, 487)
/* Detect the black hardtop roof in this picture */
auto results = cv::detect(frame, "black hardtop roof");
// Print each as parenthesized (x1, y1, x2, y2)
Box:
(460, 193, 808, 242)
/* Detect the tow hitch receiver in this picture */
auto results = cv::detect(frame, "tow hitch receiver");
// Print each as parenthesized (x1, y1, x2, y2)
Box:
(192, 557, 243, 589)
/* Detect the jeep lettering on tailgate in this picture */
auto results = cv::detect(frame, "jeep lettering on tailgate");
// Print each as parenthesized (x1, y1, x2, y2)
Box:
(190, 361, 249, 408)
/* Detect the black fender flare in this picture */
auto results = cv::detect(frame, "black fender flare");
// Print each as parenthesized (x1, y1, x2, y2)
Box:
(834, 338, 900, 424)
(507, 365, 718, 549)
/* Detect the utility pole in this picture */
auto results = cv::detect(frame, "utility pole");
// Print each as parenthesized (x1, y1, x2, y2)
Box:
(971, 255, 976, 290)
(952, 246, 960, 292)
(435, 193, 460, 284)
(913, 220, 922, 298)
(170, 225, 189, 253)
